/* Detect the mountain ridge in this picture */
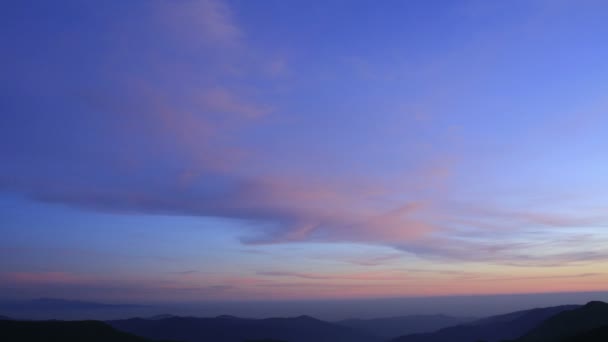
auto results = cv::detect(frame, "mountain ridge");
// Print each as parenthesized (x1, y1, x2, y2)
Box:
(391, 305, 580, 342)
(109, 314, 380, 342)
(512, 301, 608, 342)
(337, 314, 475, 338)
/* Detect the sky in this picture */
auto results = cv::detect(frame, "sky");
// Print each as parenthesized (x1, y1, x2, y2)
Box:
(1, 0, 608, 312)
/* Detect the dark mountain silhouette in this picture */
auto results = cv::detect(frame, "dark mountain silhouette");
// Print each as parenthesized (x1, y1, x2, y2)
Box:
(109, 314, 380, 342)
(391, 305, 579, 342)
(563, 324, 608, 342)
(512, 301, 608, 342)
(337, 314, 475, 338)
(0, 298, 144, 311)
(0, 320, 176, 342)
(0, 315, 11, 320)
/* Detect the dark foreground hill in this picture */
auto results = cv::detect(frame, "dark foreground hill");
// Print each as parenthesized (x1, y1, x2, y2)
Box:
(109, 315, 380, 342)
(0, 320, 175, 342)
(337, 314, 474, 338)
(563, 324, 608, 342)
(512, 301, 608, 342)
(392, 305, 579, 342)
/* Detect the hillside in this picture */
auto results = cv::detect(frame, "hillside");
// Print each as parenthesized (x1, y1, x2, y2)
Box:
(0, 320, 175, 342)
(564, 324, 608, 342)
(513, 301, 608, 342)
(391, 305, 579, 342)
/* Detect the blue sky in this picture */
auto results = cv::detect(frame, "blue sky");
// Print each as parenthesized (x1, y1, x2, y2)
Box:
(1, 0, 608, 303)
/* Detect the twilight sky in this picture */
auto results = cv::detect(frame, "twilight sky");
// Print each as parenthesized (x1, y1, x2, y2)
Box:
(1, 0, 608, 304)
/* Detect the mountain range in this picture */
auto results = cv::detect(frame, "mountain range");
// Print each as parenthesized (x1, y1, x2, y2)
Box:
(109, 314, 380, 342)
(391, 305, 580, 342)
(3, 300, 608, 342)
(336, 314, 475, 338)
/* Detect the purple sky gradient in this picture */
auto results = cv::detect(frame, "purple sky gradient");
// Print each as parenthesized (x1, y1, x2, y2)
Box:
(1, 0, 608, 307)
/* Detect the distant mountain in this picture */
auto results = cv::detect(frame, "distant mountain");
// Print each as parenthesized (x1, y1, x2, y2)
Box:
(336, 314, 475, 338)
(0, 320, 176, 342)
(391, 305, 579, 342)
(0, 315, 11, 320)
(0, 298, 144, 311)
(513, 301, 608, 342)
(109, 314, 381, 342)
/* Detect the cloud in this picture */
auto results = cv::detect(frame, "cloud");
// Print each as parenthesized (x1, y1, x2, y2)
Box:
(0, 272, 100, 286)
(256, 270, 412, 282)
(256, 269, 485, 283)
(257, 271, 332, 280)
(481, 273, 603, 282)
(197, 87, 272, 119)
(395, 233, 608, 267)
(2, 0, 443, 251)
(447, 203, 608, 231)
(162, 0, 242, 49)
(4, 0, 608, 273)
(1, 79, 439, 247)
(344, 254, 403, 267)
(170, 270, 199, 275)
(266, 57, 288, 77)
(0, 271, 239, 301)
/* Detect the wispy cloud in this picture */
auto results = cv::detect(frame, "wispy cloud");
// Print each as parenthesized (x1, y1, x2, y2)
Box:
(161, 0, 242, 49)
(197, 87, 272, 119)
(256, 270, 415, 282)
(395, 233, 608, 267)
(344, 254, 404, 267)
(0, 272, 97, 285)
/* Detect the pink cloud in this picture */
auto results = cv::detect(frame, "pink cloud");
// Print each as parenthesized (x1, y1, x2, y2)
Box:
(266, 57, 289, 77)
(8, 111, 448, 246)
(198, 87, 272, 119)
(161, 0, 242, 49)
